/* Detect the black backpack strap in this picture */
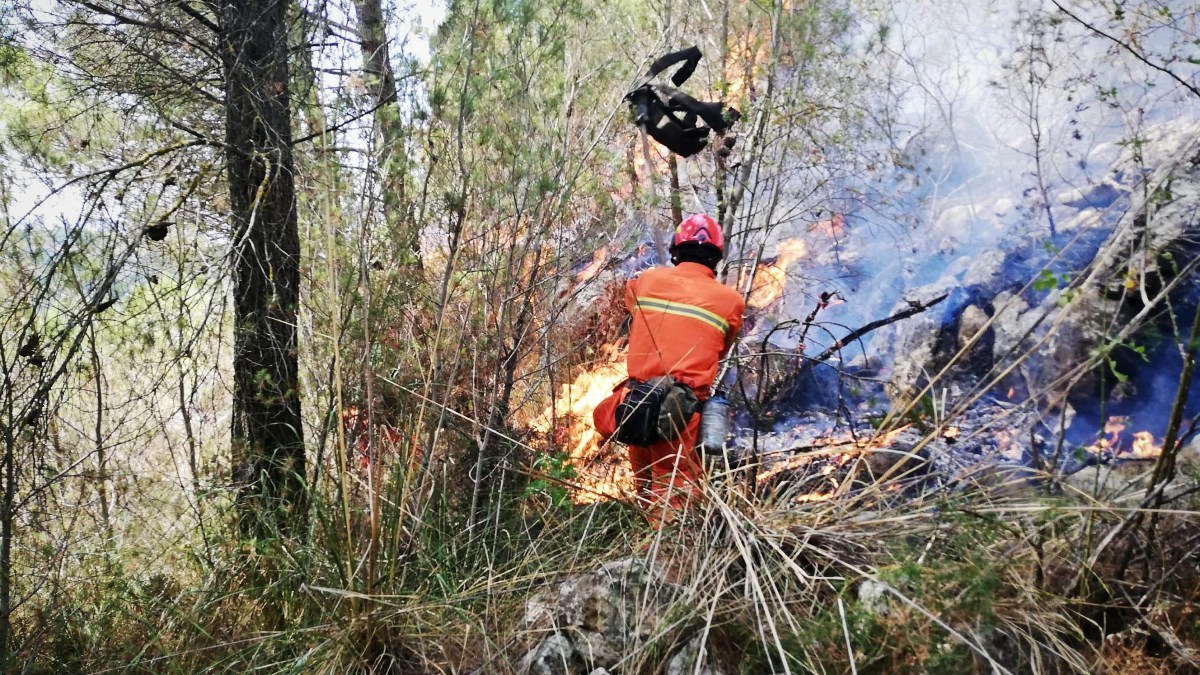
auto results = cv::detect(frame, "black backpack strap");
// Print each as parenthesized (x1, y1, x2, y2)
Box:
(627, 86, 709, 157)
(660, 85, 740, 133)
(648, 45, 703, 87)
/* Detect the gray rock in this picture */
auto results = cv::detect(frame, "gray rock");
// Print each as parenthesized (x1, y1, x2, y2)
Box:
(887, 128, 1200, 415)
(858, 579, 890, 616)
(864, 446, 928, 479)
(962, 249, 1008, 294)
(518, 633, 580, 675)
(665, 633, 725, 675)
(517, 559, 681, 673)
(988, 131, 1200, 407)
(864, 428, 934, 479)
(1062, 465, 1123, 497)
(888, 286, 947, 400)
(1064, 463, 1152, 497)
(988, 291, 1029, 354)
(1180, 439, 1200, 469)
(956, 304, 989, 351)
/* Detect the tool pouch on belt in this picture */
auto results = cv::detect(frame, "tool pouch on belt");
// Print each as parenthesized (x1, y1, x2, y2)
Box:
(657, 381, 699, 443)
(615, 376, 699, 446)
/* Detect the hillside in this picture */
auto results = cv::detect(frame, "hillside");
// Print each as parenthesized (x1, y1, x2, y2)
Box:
(1, 0, 1198, 672)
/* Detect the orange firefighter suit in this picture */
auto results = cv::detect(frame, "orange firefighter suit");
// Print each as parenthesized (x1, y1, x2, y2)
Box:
(594, 261, 745, 523)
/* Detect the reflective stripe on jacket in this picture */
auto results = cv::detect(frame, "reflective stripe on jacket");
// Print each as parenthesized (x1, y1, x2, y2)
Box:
(624, 262, 745, 399)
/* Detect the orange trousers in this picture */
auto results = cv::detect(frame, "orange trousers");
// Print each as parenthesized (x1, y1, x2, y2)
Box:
(627, 413, 705, 527)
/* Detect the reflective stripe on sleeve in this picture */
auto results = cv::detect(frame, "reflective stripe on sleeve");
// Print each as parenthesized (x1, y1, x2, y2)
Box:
(635, 296, 729, 334)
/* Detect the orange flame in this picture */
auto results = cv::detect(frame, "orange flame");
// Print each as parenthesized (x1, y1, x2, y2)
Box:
(816, 213, 845, 239)
(747, 238, 808, 308)
(720, 28, 771, 103)
(533, 343, 632, 503)
(758, 448, 861, 504)
(631, 136, 670, 179)
(1129, 430, 1161, 459)
(1083, 416, 1163, 460)
(865, 425, 912, 448)
(576, 247, 608, 283)
(792, 484, 840, 503)
(1104, 417, 1126, 437)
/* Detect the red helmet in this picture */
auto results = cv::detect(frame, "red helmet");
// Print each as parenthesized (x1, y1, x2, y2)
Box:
(672, 213, 724, 253)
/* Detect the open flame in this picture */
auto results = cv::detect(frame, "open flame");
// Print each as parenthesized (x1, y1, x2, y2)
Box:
(576, 246, 608, 283)
(1084, 416, 1163, 460)
(747, 238, 808, 308)
(532, 343, 632, 503)
(756, 425, 912, 503)
(1128, 430, 1161, 459)
(744, 215, 844, 310)
(720, 28, 772, 103)
(816, 213, 845, 240)
(534, 343, 929, 504)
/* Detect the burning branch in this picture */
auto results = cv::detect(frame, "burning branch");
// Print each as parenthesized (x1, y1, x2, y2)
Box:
(744, 293, 835, 422)
(797, 291, 838, 347)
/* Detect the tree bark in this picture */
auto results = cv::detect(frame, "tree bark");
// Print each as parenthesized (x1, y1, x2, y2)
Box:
(220, 0, 306, 531)
(0, 428, 14, 670)
(354, 0, 418, 262)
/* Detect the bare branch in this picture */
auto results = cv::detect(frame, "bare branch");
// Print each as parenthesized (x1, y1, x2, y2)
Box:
(804, 293, 950, 368)
(1050, 0, 1200, 100)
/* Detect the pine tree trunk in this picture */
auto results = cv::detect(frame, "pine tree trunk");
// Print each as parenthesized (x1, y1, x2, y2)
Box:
(220, 0, 306, 531)
(0, 429, 14, 669)
(354, 0, 417, 262)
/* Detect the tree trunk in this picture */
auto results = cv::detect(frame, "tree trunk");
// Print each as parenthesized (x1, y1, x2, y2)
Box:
(0, 429, 14, 669)
(354, 0, 418, 263)
(668, 154, 683, 227)
(220, 0, 306, 532)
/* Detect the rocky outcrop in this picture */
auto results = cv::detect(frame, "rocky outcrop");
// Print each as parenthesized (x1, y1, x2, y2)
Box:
(516, 558, 725, 675)
(885, 125, 1200, 418)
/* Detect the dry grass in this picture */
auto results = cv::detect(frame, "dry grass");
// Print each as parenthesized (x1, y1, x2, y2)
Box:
(11, 416, 1197, 674)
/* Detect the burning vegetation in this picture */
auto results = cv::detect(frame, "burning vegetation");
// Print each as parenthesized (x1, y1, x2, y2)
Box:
(746, 238, 809, 309)
(533, 342, 634, 503)
(1084, 416, 1164, 461)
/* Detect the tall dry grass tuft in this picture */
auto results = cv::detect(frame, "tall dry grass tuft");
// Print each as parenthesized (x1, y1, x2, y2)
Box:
(589, 469, 1088, 674)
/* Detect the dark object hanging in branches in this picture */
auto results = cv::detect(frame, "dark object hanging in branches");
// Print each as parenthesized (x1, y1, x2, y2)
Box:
(144, 220, 170, 241)
(93, 296, 118, 314)
(625, 46, 740, 158)
(17, 334, 39, 358)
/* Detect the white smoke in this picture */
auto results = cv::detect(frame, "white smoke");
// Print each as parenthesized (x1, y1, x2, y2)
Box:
(760, 0, 1200, 359)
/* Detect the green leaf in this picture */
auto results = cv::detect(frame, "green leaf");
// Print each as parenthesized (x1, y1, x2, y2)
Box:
(1033, 268, 1059, 292)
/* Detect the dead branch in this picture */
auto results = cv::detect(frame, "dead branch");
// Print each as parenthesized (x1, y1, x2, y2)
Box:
(803, 293, 949, 368)
(1049, 0, 1200, 101)
(755, 292, 950, 412)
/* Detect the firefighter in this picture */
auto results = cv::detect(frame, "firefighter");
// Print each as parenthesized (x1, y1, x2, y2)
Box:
(594, 214, 745, 526)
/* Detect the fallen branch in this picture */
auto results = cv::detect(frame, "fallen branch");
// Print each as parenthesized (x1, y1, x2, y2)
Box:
(804, 293, 950, 368)
(756, 292, 949, 411)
